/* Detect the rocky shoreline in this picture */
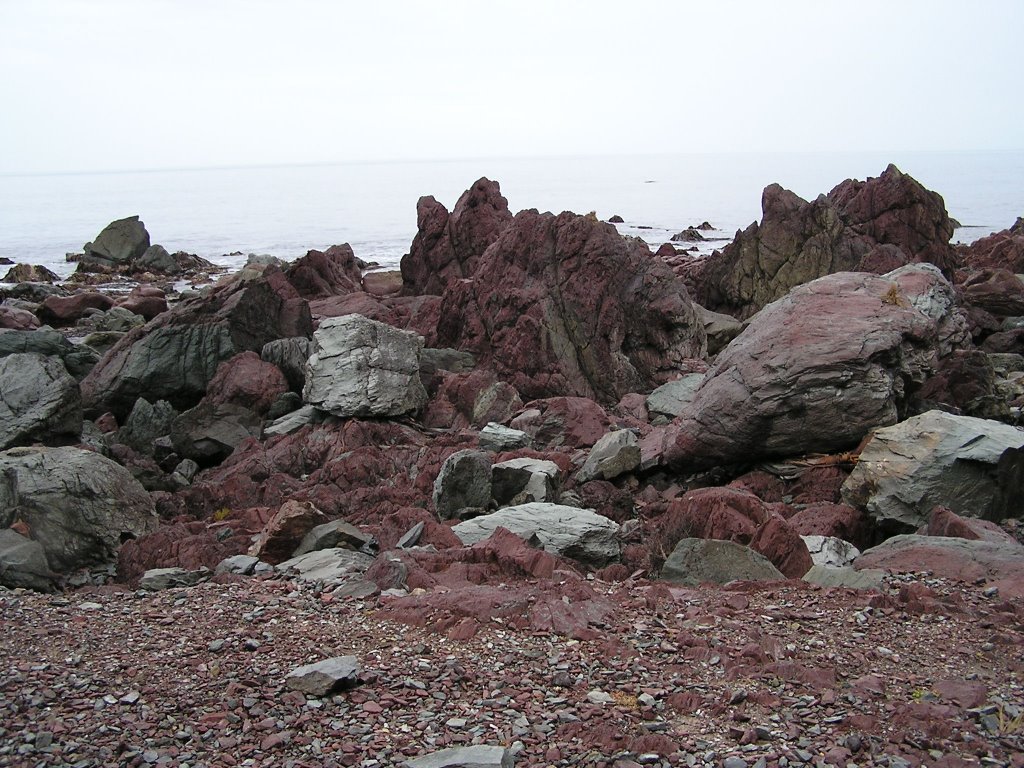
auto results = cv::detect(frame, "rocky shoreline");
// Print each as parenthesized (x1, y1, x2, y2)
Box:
(1, 166, 1023, 767)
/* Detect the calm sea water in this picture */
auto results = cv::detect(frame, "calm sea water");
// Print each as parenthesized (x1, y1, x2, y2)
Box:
(1, 151, 1021, 280)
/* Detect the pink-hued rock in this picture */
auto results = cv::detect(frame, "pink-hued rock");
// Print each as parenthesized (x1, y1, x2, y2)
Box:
(923, 506, 1020, 545)
(285, 244, 362, 299)
(309, 292, 440, 345)
(959, 217, 1024, 272)
(38, 292, 115, 326)
(659, 265, 967, 472)
(509, 397, 612, 450)
(204, 351, 290, 416)
(117, 286, 168, 320)
(661, 487, 812, 578)
(116, 520, 253, 586)
(0, 304, 40, 330)
(788, 502, 869, 549)
(421, 370, 520, 431)
(916, 349, 1005, 419)
(248, 500, 329, 565)
(959, 268, 1024, 316)
(400, 177, 512, 296)
(695, 165, 958, 318)
(436, 209, 707, 404)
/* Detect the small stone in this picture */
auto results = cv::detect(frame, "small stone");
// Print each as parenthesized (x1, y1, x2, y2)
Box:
(285, 656, 361, 697)
(587, 689, 615, 704)
(723, 758, 747, 768)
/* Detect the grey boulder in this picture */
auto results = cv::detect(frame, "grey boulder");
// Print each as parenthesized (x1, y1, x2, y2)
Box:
(577, 429, 641, 482)
(478, 423, 531, 452)
(170, 402, 262, 465)
(841, 410, 1024, 533)
(275, 548, 375, 584)
(0, 329, 99, 380)
(0, 353, 82, 450)
(452, 503, 620, 568)
(491, 457, 561, 506)
(292, 519, 376, 558)
(118, 398, 178, 455)
(0, 529, 56, 592)
(261, 337, 313, 392)
(139, 566, 211, 591)
(285, 655, 361, 697)
(433, 449, 493, 520)
(660, 539, 786, 586)
(83, 215, 151, 267)
(303, 314, 427, 418)
(0, 446, 157, 572)
(404, 745, 513, 768)
(802, 535, 861, 568)
(645, 373, 706, 419)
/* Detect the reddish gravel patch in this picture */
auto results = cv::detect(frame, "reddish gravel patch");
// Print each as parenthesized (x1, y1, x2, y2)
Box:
(1, 573, 1022, 768)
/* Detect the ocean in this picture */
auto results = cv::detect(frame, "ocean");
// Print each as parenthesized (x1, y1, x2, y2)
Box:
(1, 151, 1021, 280)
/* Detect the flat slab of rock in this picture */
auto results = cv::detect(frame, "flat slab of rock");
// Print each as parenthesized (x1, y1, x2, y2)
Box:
(841, 409, 1024, 532)
(403, 745, 513, 768)
(802, 565, 884, 590)
(140, 567, 211, 591)
(275, 548, 375, 584)
(452, 503, 620, 568)
(303, 314, 427, 418)
(802, 535, 861, 568)
(661, 538, 786, 586)
(292, 519, 375, 558)
(478, 423, 531, 452)
(285, 655, 360, 696)
(645, 373, 705, 418)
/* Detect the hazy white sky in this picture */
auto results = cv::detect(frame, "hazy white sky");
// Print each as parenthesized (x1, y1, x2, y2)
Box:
(1, 0, 1022, 174)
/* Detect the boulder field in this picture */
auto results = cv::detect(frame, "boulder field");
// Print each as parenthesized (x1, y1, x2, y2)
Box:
(1, 170, 1023, 765)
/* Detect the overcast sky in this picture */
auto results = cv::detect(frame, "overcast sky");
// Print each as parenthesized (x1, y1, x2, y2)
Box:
(1, 0, 1022, 174)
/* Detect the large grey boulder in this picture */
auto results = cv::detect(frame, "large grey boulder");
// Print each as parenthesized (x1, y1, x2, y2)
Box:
(478, 423, 531, 452)
(0, 353, 82, 450)
(841, 410, 1024, 533)
(292, 520, 376, 558)
(404, 745, 513, 768)
(432, 449, 493, 520)
(491, 457, 560, 505)
(660, 539, 786, 586)
(139, 566, 210, 591)
(303, 314, 427, 418)
(82, 215, 151, 268)
(170, 402, 262, 465)
(577, 429, 641, 482)
(285, 656, 361, 697)
(0, 529, 56, 592)
(452, 503, 620, 568)
(661, 265, 968, 471)
(0, 329, 99, 380)
(261, 337, 313, 392)
(0, 446, 157, 572)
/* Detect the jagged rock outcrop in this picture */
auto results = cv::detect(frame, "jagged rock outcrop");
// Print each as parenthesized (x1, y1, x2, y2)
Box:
(958, 217, 1024, 273)
(0, 353, 82, 450)
(437, 210, 707, 404)
(81, 215, 151, 269)
(659, 264, 968, 471)
(400, 178, 512, 296)
(696, 165, 959, 319)
(285, 245, 363, 299)
(80, 267, 311, 419)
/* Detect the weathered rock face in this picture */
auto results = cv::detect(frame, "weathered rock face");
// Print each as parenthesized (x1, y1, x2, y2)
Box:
(2, 264, 59, 283)
(432, 449, 493, 520)
(436, 210, 707, 405)
(0, 329, 99, 380)
(303, 314, 427, 418)
(0, 528, 56, 592)
(577, 429, 641, 482)
(696, 165, 958, 318)
(400, 178, 512, 296)
(452, 504, 621, 568)
(0, 304, 41, 330)
(0, 353, 82, 450)
(261, 337, 313, 392)
(169, 401, 262, 465)
(509, 397, 612, 450)
(660, 264, 968, 472)
(841, 410, 1024, 533)
(82, 216, 151, 268)
(959, 217, 1024, 273)
(491, 458, 560, 506)
(248, 500, 329, 565)
(0, 446, 157, 572)
(38, 292, 116, 326)
(660, 539, 786, 586)
(959, 269, 1024, 317)
(81, 267, 311, 419)
(285, 245, 363, 299)
(117, 398, 177, 455)
(204, 351, 289, 415)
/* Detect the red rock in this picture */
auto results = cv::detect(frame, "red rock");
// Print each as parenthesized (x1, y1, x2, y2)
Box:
(917, 349, 1004, 419)
(932, 679, 988, 709)
(578, 481, 635, 524)
(959, 217, 1024, 272)
(400, 177, 512, 296)
(286, 245, 362, 299)
(116, 520, 252, 586)
(204, 351, 290, 416)
(117, 286, 168, 320)
(436, 209, 706, 404)
(361, 270, 402, 298)
(309, 292, 440, 345)
(509, 397, 611, 449)
(750, 515, 813, 578)
(38, 292, 115, 326)
(248, 500, 329, 565)
(923, 506, 1018, 544)
(960, 268, 1024, 316)
(788, 502, 868, 549)
(0, 304, 40, 330)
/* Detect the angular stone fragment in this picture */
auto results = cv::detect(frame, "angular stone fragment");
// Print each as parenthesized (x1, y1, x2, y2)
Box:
(491, 458, 560, 506)
(577, 429, 641, 482)
(275, 548, 375, 584)
(292, 519, 376, 558)
(802, 535, 861, 568)
(303, 314, 427, 418)
(0, 353, 82, 450)
(645, 374, 705, 419)
(0, 529, 56, 592)
(432, 449, 493, 520)
(478, 423, 531, 452)
(139, 566, 211, 591)
(403, 745, 513, 768)
(285, 655, 361, 696)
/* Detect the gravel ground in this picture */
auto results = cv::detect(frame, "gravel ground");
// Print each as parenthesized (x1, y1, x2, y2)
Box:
(1, 573, 1022, 768)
